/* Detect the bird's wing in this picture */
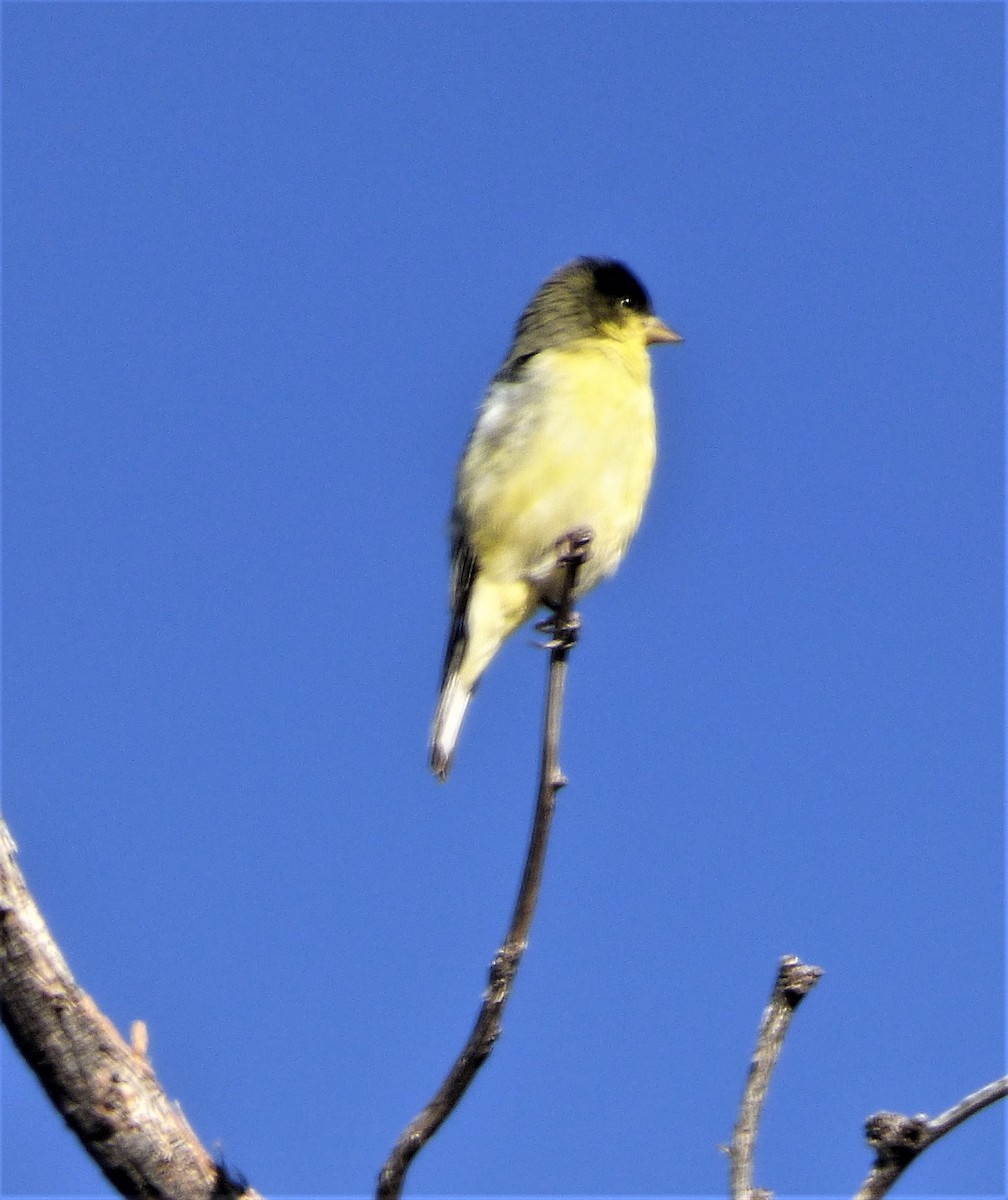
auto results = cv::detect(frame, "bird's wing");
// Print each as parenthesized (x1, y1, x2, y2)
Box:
(438, 515, 478, 688)
(448, 519, 478, 616)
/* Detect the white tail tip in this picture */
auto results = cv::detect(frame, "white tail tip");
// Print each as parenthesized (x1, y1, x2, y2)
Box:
(430, 675, 472, 782)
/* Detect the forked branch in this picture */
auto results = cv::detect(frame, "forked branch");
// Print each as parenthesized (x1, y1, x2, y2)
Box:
(377, 528, 593, 1200)
(853, 1075, 1008, 1200)
(728, 954, 1005, 1200)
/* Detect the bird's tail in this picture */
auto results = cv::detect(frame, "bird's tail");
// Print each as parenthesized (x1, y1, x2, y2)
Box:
(431, 541, 480, 782)
(429, 662, 472, 782)
(430, 564, 529, 781)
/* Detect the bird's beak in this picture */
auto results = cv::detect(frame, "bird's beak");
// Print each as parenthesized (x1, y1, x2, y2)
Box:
(643, 315, 684, 345)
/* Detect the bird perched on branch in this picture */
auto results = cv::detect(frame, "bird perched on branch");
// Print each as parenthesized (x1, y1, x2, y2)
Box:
(430, 257, 682, 781)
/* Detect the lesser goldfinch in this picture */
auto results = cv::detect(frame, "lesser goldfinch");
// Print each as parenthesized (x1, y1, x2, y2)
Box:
(430, 257, 682, 781)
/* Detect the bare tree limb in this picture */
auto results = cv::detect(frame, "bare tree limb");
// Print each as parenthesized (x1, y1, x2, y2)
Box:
(0, 816, 260, 1200)
(728, 954, 823, 1200)
(853, 1075, 1008, 1200)
(377, 529, 592, 1200)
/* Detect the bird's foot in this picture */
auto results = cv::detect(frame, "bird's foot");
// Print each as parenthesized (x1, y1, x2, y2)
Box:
(534, 528, 593, 649)
(556, 526, 594, 569)
(535, 609, 582, 650)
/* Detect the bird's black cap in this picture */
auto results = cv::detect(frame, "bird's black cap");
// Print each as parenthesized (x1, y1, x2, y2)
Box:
(497, 257, 658, 379)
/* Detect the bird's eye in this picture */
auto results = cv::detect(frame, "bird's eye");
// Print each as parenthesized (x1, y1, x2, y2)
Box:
(619, 295, 636, 309)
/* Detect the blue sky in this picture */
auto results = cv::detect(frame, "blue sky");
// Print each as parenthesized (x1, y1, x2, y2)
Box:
(2, 3, 1003, 1198)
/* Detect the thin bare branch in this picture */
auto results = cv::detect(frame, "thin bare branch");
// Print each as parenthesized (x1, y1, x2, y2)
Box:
(728, 954, 823, 1200)
(853, 1075, 1008, 1200)
(0, 817, 260, 1200)
(377, 529, 592, 1200)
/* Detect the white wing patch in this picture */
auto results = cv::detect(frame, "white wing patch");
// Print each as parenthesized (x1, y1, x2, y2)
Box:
(473, 379, 529, 443)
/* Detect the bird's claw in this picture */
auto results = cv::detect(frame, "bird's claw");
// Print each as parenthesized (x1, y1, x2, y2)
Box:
(532, 528, 593, 649)
(534, 610, 582, 650)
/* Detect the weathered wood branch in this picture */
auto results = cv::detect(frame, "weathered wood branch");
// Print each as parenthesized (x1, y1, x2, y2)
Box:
(376, 529, 592, 1200)
(728, 953, 1005, 1200)
(728, 954, 823, 1200)
(0, 817, 260, 1200)
(853, 1075, 1008, 1200)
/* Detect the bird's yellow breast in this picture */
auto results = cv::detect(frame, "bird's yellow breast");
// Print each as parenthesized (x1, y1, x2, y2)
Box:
(458, 336, 657, 599)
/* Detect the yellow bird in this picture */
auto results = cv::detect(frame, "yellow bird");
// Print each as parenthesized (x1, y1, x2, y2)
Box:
(430, 257, 682, 780)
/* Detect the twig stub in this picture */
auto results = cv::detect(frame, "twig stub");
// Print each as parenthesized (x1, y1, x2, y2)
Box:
(0, 819, 260, 1200)
(776, 955, 823, 1009)
(864, 1112, 929, 1165)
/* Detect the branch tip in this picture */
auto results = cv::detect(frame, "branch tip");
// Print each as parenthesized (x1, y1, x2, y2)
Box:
(771, 955, 822, 1010)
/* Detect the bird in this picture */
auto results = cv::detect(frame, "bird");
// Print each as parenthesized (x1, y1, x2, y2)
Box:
(430, 257, 682, 781)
